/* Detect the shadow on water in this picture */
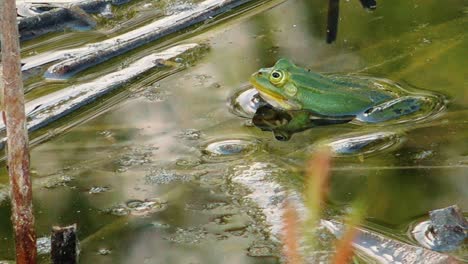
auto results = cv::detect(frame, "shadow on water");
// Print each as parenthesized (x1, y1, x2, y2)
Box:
(0, 0, 467, 262)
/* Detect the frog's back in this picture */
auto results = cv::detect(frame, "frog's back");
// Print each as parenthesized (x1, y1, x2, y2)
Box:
(292, 72, 395, 117)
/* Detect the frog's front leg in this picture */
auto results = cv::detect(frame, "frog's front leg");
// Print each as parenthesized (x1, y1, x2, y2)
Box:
(356, 96, 426, 123)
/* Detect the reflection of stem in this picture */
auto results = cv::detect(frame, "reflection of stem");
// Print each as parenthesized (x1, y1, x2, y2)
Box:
(314, 16, 465, 69)
(326, 0, 339, 44)
(80, 216, 130, 248)
(358, 0, 376, 10)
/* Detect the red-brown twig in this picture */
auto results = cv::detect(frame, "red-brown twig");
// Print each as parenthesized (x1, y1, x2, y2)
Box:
(281, 200, 303, 264)
(331, 226, 359, 264)
(1, 0, 38, 262)
(332, 200, 365, 264)
(304, 148, 332, 230)
(305, 148, 331, 203)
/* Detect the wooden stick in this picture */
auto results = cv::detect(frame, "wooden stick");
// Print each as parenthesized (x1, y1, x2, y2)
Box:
(51, 225, 79, 264)
(1, 0, 38, 262)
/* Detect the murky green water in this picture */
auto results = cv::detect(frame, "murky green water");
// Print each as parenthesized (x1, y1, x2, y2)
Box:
(1, 0, 467, 263)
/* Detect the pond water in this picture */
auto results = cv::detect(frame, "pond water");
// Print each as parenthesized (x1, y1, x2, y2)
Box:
(0, 0, 467, 263)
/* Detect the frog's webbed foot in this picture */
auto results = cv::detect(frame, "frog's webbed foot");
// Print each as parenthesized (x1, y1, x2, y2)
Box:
(356, 96, 425, 123)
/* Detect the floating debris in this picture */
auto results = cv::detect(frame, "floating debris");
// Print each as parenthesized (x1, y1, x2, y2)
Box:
(177, 129, 203, 140)
(116, 146, 156, 170)
(412, 205, 468, 252)
(201, 138, 260, 163)
(247, 244, 276, 258)
(107, 205, 131, 216)
(98, 130, 114, 137)
(97, 248, 112, 255)
(140, 88, 170, 102)
(106, 199, 167, 217)
(88, 186, 111, 194)
(144, 168, 191, 185)
(165, 227, 207, 244)
(322, 220, 459, 264)
(100, 3, 113, 18)
(175, 158, 201, 168)
(43, 175, 75, 189)
(149, 221, 171, 229)
(413, 150, 434, 160)
(126, 198, 167, 216)
(36, 236, 52, 255)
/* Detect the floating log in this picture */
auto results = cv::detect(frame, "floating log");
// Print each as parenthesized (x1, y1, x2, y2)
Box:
(16, 0, 134, 41)
(0, 43, 202, 147)
(43, 0, 255, 79)
(18, 7, 92, 41)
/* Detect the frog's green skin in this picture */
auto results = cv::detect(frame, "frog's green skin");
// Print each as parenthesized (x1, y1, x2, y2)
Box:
(250, 59, 425, 123)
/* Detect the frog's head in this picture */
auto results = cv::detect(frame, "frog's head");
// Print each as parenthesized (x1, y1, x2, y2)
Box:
(250, 59, 302, 110)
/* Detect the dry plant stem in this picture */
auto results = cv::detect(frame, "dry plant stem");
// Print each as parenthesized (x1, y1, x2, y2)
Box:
(304, 149, 331, 226)
(281, 201, 303, 264)
(1, 0, 38, 263)
(306, 149, 331, 202)
(331, 226, 358, 264)
(331, 199, 365, 264)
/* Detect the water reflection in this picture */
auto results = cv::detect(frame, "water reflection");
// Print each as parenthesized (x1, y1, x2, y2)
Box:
(319, 131, 404, 156)
(1, 0, 467, 262)
(252, 105, 352, 141)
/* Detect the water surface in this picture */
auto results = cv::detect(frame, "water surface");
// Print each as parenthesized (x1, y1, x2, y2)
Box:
(0, 0, 467, 262)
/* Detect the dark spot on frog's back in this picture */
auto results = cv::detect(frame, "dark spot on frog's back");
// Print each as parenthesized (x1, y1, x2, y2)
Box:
(393, 109, 402, 115)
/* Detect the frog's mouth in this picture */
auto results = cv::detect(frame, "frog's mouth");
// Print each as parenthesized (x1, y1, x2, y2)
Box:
(250, 77, 300, 110)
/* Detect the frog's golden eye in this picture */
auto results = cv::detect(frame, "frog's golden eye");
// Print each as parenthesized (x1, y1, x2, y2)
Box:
(269, 70, 286, 85)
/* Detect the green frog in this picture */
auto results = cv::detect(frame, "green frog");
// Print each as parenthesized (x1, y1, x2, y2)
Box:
(250, 59, 434, 123)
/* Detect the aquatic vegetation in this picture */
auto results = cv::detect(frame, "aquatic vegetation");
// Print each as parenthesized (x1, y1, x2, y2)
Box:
(0, 0, 466, 263)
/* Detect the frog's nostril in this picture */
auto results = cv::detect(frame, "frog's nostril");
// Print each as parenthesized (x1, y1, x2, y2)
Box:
(257, 72, 263, 76)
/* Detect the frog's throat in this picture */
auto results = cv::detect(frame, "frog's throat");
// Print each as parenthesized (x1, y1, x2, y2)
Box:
(250, 79, 301, 110)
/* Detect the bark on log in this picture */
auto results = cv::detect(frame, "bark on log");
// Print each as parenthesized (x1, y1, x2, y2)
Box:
(1, 0, 38, 263)
(0, 43, 201, 140)
(44, 0, 255, 79)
